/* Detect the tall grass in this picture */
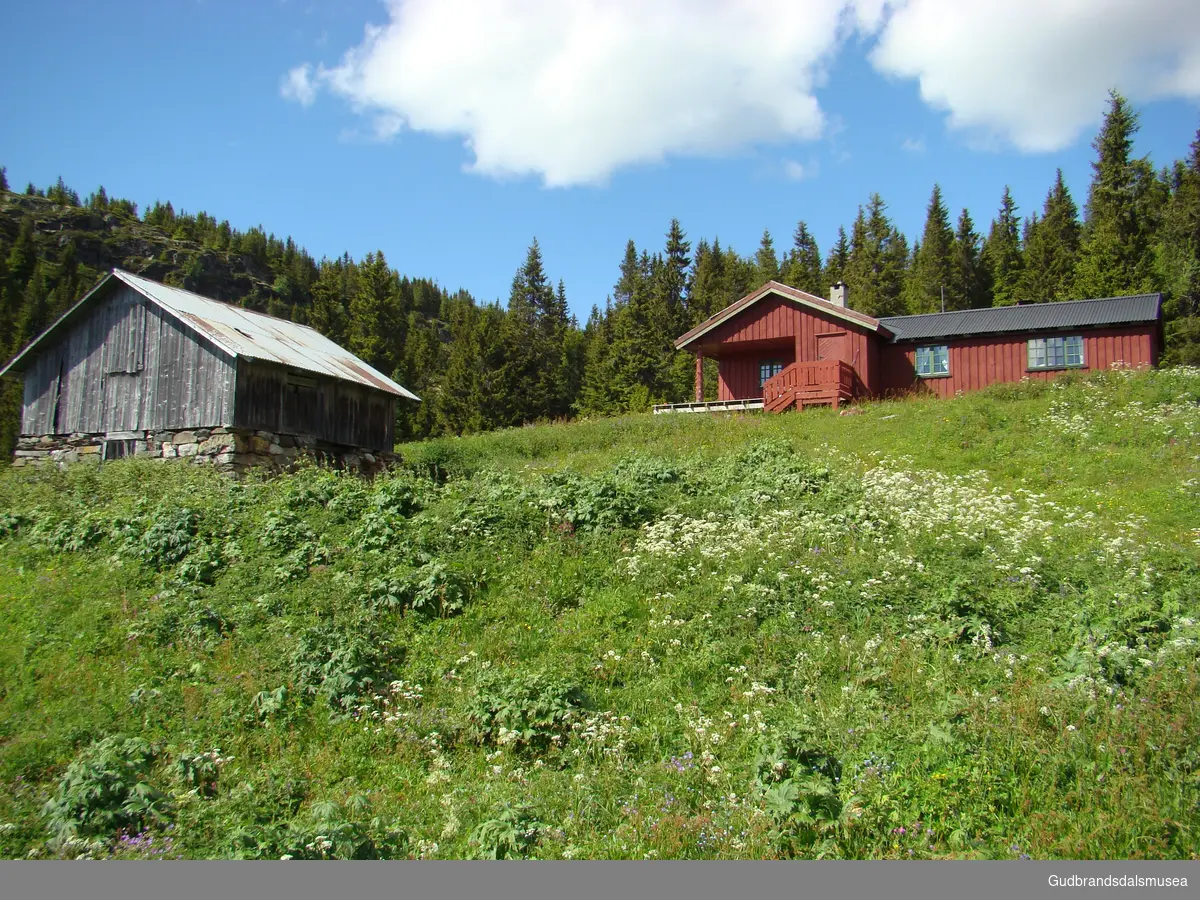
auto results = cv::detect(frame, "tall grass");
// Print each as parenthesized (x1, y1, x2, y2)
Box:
(0, 366, 1197, 859)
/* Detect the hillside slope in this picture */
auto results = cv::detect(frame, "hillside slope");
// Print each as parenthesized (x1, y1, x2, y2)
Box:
(0, 368, 1198, 859)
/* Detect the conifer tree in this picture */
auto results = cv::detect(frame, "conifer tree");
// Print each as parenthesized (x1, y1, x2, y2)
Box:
(1019, 169, 1082, 302)
(823, 226, 849, 290)
(780, 221, 822, 294)
(1073, 91, 1161, 298)
(754, 229, 779, 286)
(903, 185, 955, 313)
(347, 250, 398, 373)
(950, 208, 987, 310)
(0, 167, 7, 192)
(982, 187, 1023, 306)
(1158, 126, 1200, 362)
(843, 196, 908, 316)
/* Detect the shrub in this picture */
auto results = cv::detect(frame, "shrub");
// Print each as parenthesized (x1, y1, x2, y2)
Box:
(470, 803, 548, 859)
(290, 624, 403, 718)
(466, 670, 585, 753)
(229, 799, 407, 860)
(43, 736, 170, 843)
(137, 507, 199, 570)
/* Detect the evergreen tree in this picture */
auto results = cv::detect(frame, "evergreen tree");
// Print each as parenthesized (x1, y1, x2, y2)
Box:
(950, 208, 987, 310)
(780, 221, 822, 295)
(823, 226, 849, 290)
(903, 185, 955, 313)
(754, 229, 779, 286)
(0, 167, 7, 192)
(843, 196, 908, 317)
(1159, 126, 1200, 362)
(1019, 169, 1082, 302)
(982, 187, 1023, 306)
(1073, 91, 1161, 298)
(347, 250, 398, 373)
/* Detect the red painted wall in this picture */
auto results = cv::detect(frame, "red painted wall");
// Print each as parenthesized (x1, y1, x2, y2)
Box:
(878, 325, 1158, 398)
(704, 296, 880, 399)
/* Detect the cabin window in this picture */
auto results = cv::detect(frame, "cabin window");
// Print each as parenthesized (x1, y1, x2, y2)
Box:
(1027, 335, 1084, 370)
(759, 360, 785, 388)
(915, 345, 949, 377)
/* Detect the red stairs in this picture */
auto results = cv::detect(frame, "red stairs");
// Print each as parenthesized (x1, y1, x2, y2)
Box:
(762, 360, 856, 413)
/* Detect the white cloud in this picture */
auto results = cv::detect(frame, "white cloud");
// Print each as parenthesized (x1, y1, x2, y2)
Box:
(900, 136, 924, 153)
(287, 0, 850, 186)
(870, 0, 1200, 152)
(280, 63, 317, 106)
(282, 0, 1200, 184)
(783, 159, 819, 181)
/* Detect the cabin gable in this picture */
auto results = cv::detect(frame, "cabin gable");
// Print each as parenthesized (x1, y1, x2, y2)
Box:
(19, 283, 235, 436)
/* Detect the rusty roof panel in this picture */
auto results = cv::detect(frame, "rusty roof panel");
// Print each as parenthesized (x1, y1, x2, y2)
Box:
(112, 270, 420, 400)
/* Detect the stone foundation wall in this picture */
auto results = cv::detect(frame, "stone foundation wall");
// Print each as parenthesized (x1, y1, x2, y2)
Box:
(13, 427, 396, 477)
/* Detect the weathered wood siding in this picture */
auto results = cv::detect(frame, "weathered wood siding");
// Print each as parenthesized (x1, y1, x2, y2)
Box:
(21, 285, 235, 435)
(704, 295, 879, 400)
(878, 325, 1158, 398)
(233, 360, 395, 451)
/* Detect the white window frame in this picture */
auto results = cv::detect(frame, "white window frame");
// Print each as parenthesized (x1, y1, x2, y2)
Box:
(759, 359, 785, 388)
(915, 344, 949, 378)
(1028, 335, 1085, 371)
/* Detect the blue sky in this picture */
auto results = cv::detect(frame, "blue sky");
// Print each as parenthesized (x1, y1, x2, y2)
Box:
(2, 1, 1198, 321)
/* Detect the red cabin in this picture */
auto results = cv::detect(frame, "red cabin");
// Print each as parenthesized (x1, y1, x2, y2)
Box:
(670, 281, 1162, 413)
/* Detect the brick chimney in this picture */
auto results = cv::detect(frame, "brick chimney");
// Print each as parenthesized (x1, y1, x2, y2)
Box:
(829, 281, 847, 308)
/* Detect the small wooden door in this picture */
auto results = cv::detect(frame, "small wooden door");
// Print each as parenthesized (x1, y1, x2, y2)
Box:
(816, 332, 847, 362)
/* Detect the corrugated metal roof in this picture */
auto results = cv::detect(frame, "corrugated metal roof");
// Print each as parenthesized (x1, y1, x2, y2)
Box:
(879, 294, 1161, 342)
(0, 269, 419, 400)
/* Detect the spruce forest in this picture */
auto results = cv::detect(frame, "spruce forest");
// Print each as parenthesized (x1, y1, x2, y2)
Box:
(1, 92, 1198, 453)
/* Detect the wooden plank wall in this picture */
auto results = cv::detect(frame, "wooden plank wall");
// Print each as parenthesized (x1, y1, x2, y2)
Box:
(877, 325, 1157, 398)
(21, 285, 236, 434)
(704, 295, 879, 400)
(234, 360, 395, 451)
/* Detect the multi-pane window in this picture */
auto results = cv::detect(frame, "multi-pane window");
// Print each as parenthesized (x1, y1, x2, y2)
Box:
(915, 344, 949, 377)
(759, 360, 785, 388)
(1027, 335, 1084, 370)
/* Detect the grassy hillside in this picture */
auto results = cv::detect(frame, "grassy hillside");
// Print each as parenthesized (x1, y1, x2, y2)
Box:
(0, 367, 1198, 859)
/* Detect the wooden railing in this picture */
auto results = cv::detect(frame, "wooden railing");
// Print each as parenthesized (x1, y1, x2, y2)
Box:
(762, 360, 856, 413)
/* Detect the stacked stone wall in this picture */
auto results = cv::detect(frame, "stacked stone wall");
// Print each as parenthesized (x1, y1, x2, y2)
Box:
(13, 428, 395, 476)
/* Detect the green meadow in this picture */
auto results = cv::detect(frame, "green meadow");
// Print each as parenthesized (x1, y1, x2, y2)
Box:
(0, 365, 1197, 859)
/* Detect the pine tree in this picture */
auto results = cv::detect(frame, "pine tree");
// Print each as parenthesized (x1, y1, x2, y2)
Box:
(754, 229, 779, 286)
(823, 226, 849, 290)
(1159, 126, 1200, 362)
(950, 208, 987, 310)
(780, 221, 822, 295)
(347, 250, 399, 373)
(1073, 91, 1161, 298)
(843, 196, 908, 317)
(1019, 169, 1082, 302)
(0, 167, 7, 193)
(662, 219, 691, 334)
(903, 185, 955, 313)
(982, 187, 1023, 306)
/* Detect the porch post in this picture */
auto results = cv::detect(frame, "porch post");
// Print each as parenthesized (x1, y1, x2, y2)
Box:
(695, 353, 704, 402)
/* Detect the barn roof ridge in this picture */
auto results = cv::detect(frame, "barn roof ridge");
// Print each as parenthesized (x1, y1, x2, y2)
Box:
(0, 269, 420, 401)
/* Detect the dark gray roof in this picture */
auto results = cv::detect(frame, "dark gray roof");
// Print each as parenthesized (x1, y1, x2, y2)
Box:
(878, 293, 1161, 342)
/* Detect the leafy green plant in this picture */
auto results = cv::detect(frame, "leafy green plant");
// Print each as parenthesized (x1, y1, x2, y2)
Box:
(289, 625, 402, 718)
(466, 670, 585, 752)
(470, 803, 548, 859)
(43, 736, 170, 844)
(136, 507, 199, 570)
(229, 799, 408, 860)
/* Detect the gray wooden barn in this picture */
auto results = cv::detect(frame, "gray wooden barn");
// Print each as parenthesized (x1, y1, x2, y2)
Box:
(0, 269, 419, 472)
